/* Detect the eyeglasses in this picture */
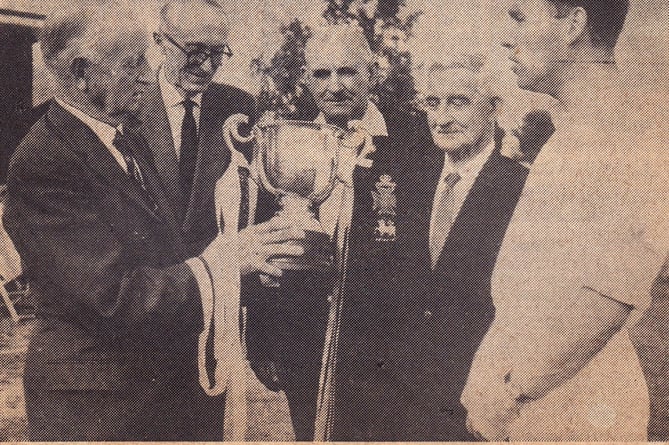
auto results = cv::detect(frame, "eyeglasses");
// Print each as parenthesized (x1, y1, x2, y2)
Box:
(157, 33, 233, 67)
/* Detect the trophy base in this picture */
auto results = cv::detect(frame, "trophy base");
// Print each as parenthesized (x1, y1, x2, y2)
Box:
(268, 229, 333, 271)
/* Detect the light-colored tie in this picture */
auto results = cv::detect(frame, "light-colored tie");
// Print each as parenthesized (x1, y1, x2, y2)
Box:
(430, 171, 461, 267)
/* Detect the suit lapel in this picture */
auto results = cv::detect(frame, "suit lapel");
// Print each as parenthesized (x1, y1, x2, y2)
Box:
(46, 103, 163, 223)
(138, 82, 184, 218)
(435, 134, 528, 270)
(183, 87, 231, 226)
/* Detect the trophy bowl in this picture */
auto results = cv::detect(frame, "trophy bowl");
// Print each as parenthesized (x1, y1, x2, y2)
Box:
(224, 116, 344, 271)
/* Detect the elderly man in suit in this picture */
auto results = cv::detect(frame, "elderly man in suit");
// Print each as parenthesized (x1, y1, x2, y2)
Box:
(2, 1, 301, 441)
(463, 0, 669, 440)
(138, 0, 257, 256)
(400, 55, 549, 440)
(247, 26, 547, 440)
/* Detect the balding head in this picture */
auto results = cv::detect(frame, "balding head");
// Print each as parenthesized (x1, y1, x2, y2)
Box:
(159, 0, 229, 39)
(303, 25, 376, 127)
(304, 25, 375, 70)
(41, 0, 147, 81)
(157, 0, 231, 95)
(40, 0, 151, 126)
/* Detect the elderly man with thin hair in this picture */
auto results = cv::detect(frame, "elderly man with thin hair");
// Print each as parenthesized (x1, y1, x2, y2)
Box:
(463, 0, 669, 440)
(2, 0, 301, 441)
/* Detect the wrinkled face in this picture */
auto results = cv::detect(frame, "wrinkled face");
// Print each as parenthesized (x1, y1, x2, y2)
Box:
(304, 40, 372, 124)
(85, 30, 152, 125)
(159, 20, 230, 94)
(422, 68, 496, 155)
(501, 0, 567, 94)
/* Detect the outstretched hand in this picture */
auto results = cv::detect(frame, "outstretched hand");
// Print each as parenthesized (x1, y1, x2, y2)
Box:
(238, 216, 306, 278)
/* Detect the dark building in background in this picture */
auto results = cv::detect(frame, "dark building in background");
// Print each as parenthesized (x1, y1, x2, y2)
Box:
(0, 8, 45, 183)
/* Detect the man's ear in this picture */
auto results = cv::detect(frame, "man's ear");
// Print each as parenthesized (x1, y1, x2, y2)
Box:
(70, 57, 91, 90)
(368, 61, 380, 87)
(564, 6, 589, 46)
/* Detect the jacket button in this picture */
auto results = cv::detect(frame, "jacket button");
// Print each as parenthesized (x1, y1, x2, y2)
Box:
(424, 310, 432, 319)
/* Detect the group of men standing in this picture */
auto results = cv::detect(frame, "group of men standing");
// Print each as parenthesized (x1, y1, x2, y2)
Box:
(2, 0, 667, 442)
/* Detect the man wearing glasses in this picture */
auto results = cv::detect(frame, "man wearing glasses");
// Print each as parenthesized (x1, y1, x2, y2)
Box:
(139, 0, 257, 257)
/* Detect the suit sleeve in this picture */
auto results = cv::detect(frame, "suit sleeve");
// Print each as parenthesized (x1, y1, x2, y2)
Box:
(3, 152, 202, 340)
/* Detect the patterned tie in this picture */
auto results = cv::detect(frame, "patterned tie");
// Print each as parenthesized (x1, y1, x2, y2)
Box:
(430, 171, 461, 267)
(179, 98, 198, 201)
(113, 131, 158, 213)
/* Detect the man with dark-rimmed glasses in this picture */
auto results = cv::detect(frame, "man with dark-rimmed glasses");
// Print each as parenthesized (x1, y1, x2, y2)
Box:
(138, 0, 258, 258)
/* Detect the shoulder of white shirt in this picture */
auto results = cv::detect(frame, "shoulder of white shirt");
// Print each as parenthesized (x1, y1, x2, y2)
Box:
(443, 138, 496, 181)
(314, 101, 388, 137)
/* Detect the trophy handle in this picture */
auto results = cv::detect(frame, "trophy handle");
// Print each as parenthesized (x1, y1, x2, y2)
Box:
(222, 113, 255, 150)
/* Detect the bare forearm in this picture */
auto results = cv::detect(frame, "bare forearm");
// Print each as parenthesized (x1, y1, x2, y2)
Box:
(509, 287, 632, 401)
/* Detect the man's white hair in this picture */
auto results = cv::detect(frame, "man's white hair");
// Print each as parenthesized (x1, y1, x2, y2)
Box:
(40, 0, 141, 79)
(304, 24, 375, 67)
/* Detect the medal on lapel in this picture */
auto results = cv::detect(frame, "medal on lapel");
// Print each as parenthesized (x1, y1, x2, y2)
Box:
(371, 174, 397, 242)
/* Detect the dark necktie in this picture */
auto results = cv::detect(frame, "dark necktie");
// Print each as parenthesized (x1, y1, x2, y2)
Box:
(430, 171, 461, 267)
(113, 130, 145, 187)
(113, 131, 158, 212)
(179, 98, 198, 201)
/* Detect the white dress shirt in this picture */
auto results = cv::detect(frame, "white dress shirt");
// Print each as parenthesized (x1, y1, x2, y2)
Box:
(429, 139, 495, 247)
(55, 98, 128, 173)
(158, 68, 203, 156)
(316, 101, 388, 240)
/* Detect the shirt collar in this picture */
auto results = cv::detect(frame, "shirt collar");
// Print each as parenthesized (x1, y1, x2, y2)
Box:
(55, 97, 120, 148)
(315, 101, 388, 137)
(158, 67, 203, 109)
(442, 138, 496, 180)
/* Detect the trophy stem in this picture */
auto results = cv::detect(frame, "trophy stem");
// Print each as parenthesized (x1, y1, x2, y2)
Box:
(270, 194, 332, 271)
(277, 195, 317, 224)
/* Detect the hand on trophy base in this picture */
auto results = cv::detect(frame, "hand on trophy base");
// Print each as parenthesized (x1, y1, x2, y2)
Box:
(237, 216, 307, 278)
(267, 198, 334, 272)
(268, 229, 333, 271)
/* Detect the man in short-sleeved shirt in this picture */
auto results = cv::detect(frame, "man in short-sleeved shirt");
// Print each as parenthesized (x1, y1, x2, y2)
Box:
(463, 0, 669, 440)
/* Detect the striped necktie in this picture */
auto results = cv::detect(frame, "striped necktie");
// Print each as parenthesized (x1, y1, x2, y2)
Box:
(430, 171, 461, 268)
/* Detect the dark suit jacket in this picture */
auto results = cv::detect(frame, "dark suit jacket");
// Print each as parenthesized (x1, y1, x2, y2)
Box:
(2, 103, 218, 440)
(137, 80, 256, 256)
(330, 123, 532, 441)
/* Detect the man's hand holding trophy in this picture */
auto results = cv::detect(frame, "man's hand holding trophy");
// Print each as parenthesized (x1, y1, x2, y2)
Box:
(223, 113, 370, 279)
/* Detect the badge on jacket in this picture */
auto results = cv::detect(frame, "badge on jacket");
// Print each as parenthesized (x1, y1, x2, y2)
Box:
(371, 174, 397, 242)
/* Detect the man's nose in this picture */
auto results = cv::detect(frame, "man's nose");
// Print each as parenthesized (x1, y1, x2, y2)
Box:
(200, 55, 215, 73)
(136, 60, 154, 85)
(327, 73, 344, 92)
(500, 21, 515, 51)
(433, 104, 455, 125)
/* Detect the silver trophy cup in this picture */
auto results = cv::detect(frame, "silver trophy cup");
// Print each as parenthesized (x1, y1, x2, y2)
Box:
(224, 114, 344, 270)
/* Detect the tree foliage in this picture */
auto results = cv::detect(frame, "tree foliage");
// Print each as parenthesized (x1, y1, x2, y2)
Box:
(251, 0, 422, 118)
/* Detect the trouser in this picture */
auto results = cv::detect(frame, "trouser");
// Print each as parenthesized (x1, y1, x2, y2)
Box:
(24, 374, 226, 441)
